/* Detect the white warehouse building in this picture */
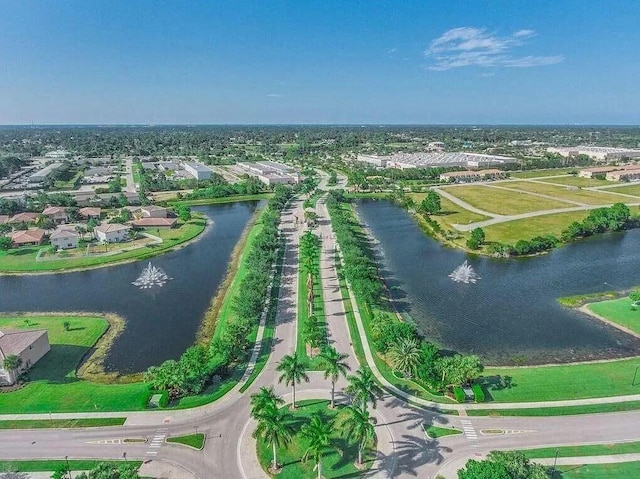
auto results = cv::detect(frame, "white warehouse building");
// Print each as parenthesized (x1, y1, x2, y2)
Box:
(183, 162, 214, 180)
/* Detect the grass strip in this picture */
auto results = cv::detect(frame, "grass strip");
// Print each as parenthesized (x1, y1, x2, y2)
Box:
(171, 193, 272, 206)
(522, 441, 640, 459)
(423, 424, 462, 439)
(239, 236, 285, 392)
(0, 418, 125, 429)
(297, 236, 327, 370)
(466, 401, 640, 417)
(167, 433, 206, 450)
(0, 460, 142, 472)
(557, 461, 640, 478)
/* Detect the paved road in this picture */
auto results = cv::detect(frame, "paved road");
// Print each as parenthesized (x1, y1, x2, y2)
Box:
(123, 157, 136, 193)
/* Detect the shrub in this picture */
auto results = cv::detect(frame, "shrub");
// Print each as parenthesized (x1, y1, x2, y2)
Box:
(453, 385, 466, 403)
(471, 383, 485, 403)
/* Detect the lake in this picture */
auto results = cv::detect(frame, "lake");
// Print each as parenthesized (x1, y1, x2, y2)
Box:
(0, 201, 260, 373)
(356, 199, 640, 365)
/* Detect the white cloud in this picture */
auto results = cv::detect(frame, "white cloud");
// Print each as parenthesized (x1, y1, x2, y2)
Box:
(266, 93, 282, 98)
(425, 27, 563, 71)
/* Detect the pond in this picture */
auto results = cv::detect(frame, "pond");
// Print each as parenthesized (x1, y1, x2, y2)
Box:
(0, 202, 261, 373)
(356, 199, 640, 365)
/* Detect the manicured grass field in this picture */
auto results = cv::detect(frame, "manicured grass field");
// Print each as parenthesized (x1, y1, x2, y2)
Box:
(409, 193, 490, 226)
(558, 461, 640, 478)
(423, 424, 462, 439)
(0, 215, 206, 272)
(588, 298, 640, 335)
(0, 316, 151, 413)
(442, 185, 569, 215)
(483, 211, 590, 243)
(480, 357, 640, 403)
(256, 400, 375, 479)
(541, 176, 615, 188)
(509, 170, 574, 179)
(596, 184, 640, 197)
(501, 181, 631, 205)
(0, 418, 125, 429)
(174, 193, 272, 206)
(522, 441, 640, 459)
(167, 433, 206, 449)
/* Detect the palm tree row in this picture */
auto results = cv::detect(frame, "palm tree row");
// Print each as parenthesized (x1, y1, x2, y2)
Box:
(299, 230, 320, 316)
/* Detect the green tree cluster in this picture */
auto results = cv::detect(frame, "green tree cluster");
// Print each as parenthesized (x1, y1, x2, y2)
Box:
(458, 450, 549, 479)
(52, 462, 140, 479)
(143, 345, 211, 400)
(419, 190, 441, 215)
(466, 227, 485, 250)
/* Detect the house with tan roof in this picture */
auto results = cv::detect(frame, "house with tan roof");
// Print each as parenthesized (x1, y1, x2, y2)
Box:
(0, 215, 9, 225)
(94, 223, 131, 243)
(42, 206, 69, 225)
(10, 229, 46, 247)
(132, 217, 177, 228)
(140, 205, 168, 218)
(8, 212, 39, 224)
(0, 329, 50, 385)
(78, 207, 101, 220)
(50, 227, 79, 250)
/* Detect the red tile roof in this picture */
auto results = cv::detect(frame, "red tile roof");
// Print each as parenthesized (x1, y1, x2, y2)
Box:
(10, 229, 46, 245)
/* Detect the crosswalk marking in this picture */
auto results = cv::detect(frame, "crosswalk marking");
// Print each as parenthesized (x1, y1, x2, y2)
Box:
(146, 429, 168, 456)
(460, 419, 478, 440)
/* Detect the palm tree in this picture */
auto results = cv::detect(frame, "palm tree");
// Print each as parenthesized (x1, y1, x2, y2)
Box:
(277, 354, 309, 409)
(387, 337, 422, 378)
(341, 404, 376, 467)
(2, 354, 23, 384)
(346, 368, 383, 410)
(319, 346, 351, 408)
(250, 386, 284, 417)
(301, 412, 335, 479)
(252, 404, 294, 472)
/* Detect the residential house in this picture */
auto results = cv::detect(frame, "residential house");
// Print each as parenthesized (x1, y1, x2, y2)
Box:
(0, 329, 50, 385)
(78, 207, 101, 220)
(50, 227, 79, 249)
(140, 205, 168, 218)
(132, 217, 177, 228)
(10, 229, 46, 247)
(94, 223, 131, 243)
(8, 212, 39, 224)
(42, 206, 69, 225)
(0, 215, 9, 225)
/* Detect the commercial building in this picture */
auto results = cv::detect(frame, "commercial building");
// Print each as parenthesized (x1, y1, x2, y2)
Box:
(183, 162, 214, 180)
(354, 152, 517, 170)
(440, 169, 507, 183)
(548, 146, 640, 161)
(236, 161, 300, 185)
(606, 166, 640, 182)
(28, 163, 62, 183)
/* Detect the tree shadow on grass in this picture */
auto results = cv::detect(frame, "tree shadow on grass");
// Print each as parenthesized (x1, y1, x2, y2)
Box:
(477, 375, 516, 402)
(25, 344, 92, 384)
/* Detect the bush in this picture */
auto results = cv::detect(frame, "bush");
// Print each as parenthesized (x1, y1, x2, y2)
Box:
(453, 385, 466, 403)
(471, 383, 485, 403)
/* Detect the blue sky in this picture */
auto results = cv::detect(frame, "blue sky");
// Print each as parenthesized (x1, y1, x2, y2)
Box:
(1, 0, 639, 124)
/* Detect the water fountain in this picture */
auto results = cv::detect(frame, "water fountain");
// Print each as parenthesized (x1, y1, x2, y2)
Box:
(132, 262, 172, 289)
(448, 260, 480, 284)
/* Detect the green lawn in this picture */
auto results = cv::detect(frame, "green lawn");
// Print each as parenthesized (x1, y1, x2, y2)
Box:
(256, 400, 375, 479)
(588, 298, 640, 335)
(557, 461, 640, 478)
(0, 460, 142, 472)
(597, 184, 640, 197)
(502, 181, 632, 205)
(0, 315, 151, 413)
(297, 237, 327, 370)
(522, 441, 640, 459)
(173, 193, 272, 206)
(409, 193, 490, 226)
(0, 215, 206, 272)
(0, 418, 125, 429)
(541, 176, 615, 188)
(442, 185, 569, 215)
(423, 424, 462, 439)
(483, 211, 590, 243)
(510, 170, 574, 179)
(479, 357, 640, 403)
(467, 401, 640, 417)
(167, 433, 206, 449)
